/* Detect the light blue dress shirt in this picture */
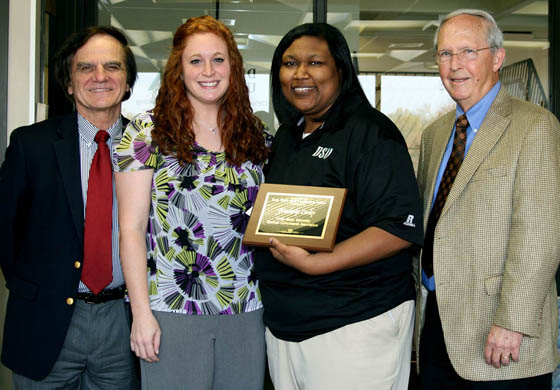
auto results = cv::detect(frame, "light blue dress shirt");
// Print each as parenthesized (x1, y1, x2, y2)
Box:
(422, 81, 502, 291)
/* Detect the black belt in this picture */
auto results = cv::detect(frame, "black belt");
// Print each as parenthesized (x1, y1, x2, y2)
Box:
(76, 286, 126, 304)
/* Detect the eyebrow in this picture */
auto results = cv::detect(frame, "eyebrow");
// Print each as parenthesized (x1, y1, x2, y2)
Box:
(187, 52, 226, 58)
(437, 46, 477, 51)
(283, 53, 325, 59)
(76, 61, 123, 66)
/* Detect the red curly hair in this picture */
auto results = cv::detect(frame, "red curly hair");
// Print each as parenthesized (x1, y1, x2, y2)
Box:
(152, 15, 268, 165)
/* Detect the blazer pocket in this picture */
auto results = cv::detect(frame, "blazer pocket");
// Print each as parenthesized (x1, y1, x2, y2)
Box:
(484, 274, 503, 296)
(6, 275, 39, 301)
(471, 167, 507, 182)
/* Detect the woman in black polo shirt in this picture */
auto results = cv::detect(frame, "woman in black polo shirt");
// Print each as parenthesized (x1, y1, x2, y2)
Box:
(255, 23, 423, 389)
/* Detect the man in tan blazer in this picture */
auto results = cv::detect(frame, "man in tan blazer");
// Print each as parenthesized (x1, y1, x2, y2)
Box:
(415, 8, 560, 389)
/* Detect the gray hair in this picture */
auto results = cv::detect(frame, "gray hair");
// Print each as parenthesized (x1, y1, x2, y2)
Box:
(434, 9, 504, 52)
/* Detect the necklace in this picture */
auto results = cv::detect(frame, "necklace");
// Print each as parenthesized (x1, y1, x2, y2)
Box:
(195, 121, 218, 133)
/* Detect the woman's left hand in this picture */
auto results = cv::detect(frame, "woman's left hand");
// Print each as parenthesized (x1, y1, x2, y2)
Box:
(269, 237, 314, 274)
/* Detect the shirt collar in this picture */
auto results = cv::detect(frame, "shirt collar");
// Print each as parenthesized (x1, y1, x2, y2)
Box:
(296, 117, 325, 139)
(456, 81, 501, 133)
(78, 113, 122, 145)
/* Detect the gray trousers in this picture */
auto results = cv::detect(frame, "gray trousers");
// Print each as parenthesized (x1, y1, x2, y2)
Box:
(141, 308, 265, 390)
(12, 299, 139, 390)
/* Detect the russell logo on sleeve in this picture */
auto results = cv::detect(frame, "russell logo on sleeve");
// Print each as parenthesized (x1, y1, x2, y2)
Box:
(403, 215, 416, 227)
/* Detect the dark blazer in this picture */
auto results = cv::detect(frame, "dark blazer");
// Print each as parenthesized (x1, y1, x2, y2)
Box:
(0, 113, 87, 380)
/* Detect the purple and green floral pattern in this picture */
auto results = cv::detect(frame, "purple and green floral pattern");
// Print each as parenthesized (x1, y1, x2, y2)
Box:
(114, 111, 270, 315)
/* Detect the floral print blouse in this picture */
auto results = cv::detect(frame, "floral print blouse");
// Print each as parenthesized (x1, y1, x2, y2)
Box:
(114, 111, 271, 315)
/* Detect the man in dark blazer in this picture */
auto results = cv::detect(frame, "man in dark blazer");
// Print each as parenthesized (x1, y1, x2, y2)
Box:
(0, 26, 139, 388)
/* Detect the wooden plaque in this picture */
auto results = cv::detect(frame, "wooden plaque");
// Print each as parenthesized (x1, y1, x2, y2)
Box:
(242, 183, 347, 252)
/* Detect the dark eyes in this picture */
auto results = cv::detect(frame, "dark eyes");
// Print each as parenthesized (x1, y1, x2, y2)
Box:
(282, 60, 323, 67)
(77, 64, 95, 72)
(76, 63, 123, 73)
(105, 64, 123, 71)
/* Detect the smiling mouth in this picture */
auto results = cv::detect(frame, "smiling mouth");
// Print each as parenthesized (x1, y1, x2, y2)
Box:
(89, 88, 112, 92)
(199, 81, 219, 88)
(293, 86, 316, 95)
(450, 77, 469, 83)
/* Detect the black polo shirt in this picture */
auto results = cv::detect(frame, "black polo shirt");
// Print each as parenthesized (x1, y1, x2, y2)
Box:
(255, 93, 424, 342)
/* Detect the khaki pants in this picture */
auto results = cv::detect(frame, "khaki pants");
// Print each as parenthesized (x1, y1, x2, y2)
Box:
(266, 300, 414, 390)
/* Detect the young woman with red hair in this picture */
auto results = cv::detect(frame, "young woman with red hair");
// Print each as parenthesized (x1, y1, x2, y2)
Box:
(114, 15, 270, 389)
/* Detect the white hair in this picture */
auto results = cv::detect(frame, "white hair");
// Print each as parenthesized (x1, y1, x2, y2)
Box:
(434, 8, 504, 53)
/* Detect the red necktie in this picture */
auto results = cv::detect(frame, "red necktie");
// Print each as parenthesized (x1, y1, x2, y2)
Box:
(422, 114, 469, 277)
(82, 130, 113, 294)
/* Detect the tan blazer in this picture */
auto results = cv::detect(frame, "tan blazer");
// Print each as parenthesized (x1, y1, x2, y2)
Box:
(414, 88, 560, 381)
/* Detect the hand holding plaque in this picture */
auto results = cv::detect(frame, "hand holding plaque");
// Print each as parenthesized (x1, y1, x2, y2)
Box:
(242, 184, 347, 252)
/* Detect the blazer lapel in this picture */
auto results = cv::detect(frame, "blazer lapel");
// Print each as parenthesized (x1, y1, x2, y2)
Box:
(54, 113, 85, 246)
(441, 88, 512, 216)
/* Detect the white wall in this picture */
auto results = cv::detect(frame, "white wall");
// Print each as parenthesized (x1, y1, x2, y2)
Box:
(7, 0, 40, 136)
(2, 1, 40, 388)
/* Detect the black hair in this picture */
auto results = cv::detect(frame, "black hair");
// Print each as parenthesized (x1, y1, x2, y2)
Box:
(271, 23, 368, 125)
(54, 25, 138, 102)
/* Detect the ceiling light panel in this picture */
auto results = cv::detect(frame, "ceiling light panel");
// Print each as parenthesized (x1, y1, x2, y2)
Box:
(347, 20, 428, 31)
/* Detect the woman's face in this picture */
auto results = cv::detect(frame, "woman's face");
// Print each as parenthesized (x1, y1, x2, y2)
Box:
(181, 32, 231, 108)
(279, 36, 341, 120)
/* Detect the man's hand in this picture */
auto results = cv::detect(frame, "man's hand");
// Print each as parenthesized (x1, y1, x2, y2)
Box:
(484, 324, 522, 368)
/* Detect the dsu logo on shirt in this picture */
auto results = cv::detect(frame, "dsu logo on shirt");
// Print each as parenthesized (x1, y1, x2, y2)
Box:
(312, 146, 334, 159)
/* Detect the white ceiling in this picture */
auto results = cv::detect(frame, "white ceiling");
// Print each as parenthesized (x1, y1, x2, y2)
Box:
(98, 0, 549, 74)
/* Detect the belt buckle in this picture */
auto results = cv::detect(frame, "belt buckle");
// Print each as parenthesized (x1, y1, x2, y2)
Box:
(83, 295, 99, 304)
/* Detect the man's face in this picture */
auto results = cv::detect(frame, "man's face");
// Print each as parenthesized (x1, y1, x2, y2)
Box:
(437, 14, 505, 112)
(68, 34, 129, 122)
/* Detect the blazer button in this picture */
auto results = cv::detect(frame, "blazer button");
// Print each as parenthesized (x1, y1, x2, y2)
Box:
(66, 297, 74, 305)
(74, 261, 81, 269)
